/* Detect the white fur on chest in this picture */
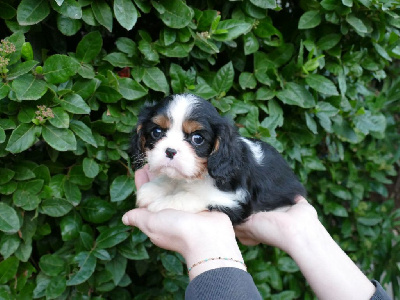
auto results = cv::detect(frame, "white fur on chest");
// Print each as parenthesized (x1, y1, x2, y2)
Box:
(136, 175, 246, 212)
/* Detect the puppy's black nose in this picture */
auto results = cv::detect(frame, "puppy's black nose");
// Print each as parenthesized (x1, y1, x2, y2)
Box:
(165, 148, 177, 159)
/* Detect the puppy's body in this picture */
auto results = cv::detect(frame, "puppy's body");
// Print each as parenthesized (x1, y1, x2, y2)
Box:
(132, 94, 306, 224)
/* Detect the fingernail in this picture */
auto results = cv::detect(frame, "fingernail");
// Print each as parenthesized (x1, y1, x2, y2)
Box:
(122, 214, 129, 225)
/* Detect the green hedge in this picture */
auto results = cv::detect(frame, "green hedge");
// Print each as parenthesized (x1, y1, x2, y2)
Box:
(0, 0, 399, 299)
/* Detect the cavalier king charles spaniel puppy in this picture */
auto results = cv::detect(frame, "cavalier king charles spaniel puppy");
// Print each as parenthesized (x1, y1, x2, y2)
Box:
(131, 94, 306, 224)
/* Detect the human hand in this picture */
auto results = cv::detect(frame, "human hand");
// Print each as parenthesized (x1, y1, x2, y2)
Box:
(122, 165, 245, 279)
(236, 197, 376, 300)
(234, 196, 319, 254)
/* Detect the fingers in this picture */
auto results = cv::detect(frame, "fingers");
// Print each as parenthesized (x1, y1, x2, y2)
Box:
(122, 208, 152, 231)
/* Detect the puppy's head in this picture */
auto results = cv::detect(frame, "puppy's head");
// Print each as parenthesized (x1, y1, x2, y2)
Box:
(131, 94, 219, 179)
(132, 94, 243, 181)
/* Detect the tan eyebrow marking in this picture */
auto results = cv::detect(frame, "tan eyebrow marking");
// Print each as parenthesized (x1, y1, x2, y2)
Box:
(152, 114, 171, 129)
(183, 120, 203, 134)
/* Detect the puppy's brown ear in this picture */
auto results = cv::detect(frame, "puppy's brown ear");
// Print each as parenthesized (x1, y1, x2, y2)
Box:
(208, 123, 243, 186)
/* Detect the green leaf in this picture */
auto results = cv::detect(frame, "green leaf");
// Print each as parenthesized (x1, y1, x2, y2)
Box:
(114, 0, 138, 30)
(6, 123, 41, 154)
(105, 254, 127, 285)
(72, 78, 100, 99)
(92, 0, 113, 32)
(7, 60, 39, 80)
(212, 62, 234, 94)
(303, 156, 326, 171)
(66, 251, 97, 286)
(57, 14, 82, 36)
(83, 158, 100, 178)
(12, 73, 48, 101)
(239, 72, 257, 90)
(69, 165, 92, 186)
(76, 31, 103, 63)
(70, 120, 97, 147)
(276, 82, 316, 108)
(46, 276, 67, 299)
(0, 181, 17, 196)
(0, 127, 5, 143)
(41, 198, 73, 217)
(277, 257, 299, 273)
(324, 202, 349, 217)
(373, 43, 392, 62)
(80, 197, 116, 224)
(94, 86, 122, 104)
(60, 93, 91, 114)
(39, 254, 66, 276)
(213, 19, 252, 41)
(317, 34, 341, 51)
(60, 212, 82, 241)
(305, 74, 339, 96)
(13, 189, 41, 211)
(42, 125, 77, 151)
(116, 37, 138, 56)
(161, 254, 183, 275)
(250, 0, 276, 9)
(5, 31, 25, 65)
(43, 54, 80, 84)
(0, 1, 16, 20)
(51, 0, 82, 19)
(305, 112, 318, 134)
(110, 175, 135, 202)
(357, 216, 382, 226)
(103, 52, 134, 67)
(142, 67, 169, 94)
(0, 234, 20, 259)
(118, 78, 148, 100)
(118, 240, 149, 260)
(156, 42, 194, 58)
(254, 51, 274, 84)
(354, 111, 386, 135)
(0, 203, 21, 234)
(152, 0, 193, 29)
(95, 225, 130, 249)
(0, 256, 19, 284)
(0, 168, 15, 185)
(298, 10, 321, 29)
(0, 82, 10, 100)
(346, 13, 368, 33)
(17, 0, 50, 25)
(64, 180, 82, 206)
(243, 32, 259, 55)
(49, 107, 69, 129)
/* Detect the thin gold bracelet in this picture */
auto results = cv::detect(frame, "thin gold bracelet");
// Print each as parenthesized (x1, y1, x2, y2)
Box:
(187, 257, 247, 273)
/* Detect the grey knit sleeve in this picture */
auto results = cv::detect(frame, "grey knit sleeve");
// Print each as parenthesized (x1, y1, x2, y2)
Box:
(185, 267, 262, 300)
(370, 280, 392, 300)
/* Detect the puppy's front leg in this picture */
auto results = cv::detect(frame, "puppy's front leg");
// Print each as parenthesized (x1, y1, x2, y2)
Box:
(147, 192, 208, 213)
(136, 176, 176, 208)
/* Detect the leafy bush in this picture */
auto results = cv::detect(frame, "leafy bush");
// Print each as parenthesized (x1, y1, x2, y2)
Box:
(0, 0, 399, 299)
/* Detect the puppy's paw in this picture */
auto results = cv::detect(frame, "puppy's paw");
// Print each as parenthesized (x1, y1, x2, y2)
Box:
(136, 181, 164, 208)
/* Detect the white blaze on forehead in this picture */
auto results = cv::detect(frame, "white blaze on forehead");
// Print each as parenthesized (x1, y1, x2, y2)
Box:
(167, 94, 199, 129)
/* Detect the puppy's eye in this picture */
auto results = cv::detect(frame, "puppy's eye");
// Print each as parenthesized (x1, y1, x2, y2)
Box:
(191, 134, 204, 145)
(151, 127, 163, 139)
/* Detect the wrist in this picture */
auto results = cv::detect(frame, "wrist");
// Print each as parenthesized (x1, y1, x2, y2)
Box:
(183, 234, 245, 280)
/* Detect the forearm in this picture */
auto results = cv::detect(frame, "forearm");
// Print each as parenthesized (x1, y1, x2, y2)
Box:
(288, 221, 375, 300)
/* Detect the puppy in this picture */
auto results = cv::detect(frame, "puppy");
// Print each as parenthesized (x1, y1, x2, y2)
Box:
(131, 94, 306, 224)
